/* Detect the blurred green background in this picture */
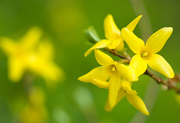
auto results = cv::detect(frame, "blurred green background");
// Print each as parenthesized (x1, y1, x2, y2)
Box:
(0, 0, 180, 123)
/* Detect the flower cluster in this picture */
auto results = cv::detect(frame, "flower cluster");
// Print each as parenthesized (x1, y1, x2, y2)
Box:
(0, 27, 64, 85)
(78, 14, 174, 115)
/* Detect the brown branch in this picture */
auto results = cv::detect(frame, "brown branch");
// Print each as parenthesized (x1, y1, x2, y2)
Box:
(106, 48, 131, 60)
(108, 50, 180, 94)
(144, 70, 180, 94)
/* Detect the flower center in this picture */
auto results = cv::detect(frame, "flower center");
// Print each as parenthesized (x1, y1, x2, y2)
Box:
(112, 66, 116, 72)
(140, 50, 151, 59)
(142, 52, 148, 57)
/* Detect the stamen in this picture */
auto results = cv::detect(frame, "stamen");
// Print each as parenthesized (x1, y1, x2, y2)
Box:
(112, 66, 116, 72)
(142, 52, 148, 57)
(141, 50, 149, 58)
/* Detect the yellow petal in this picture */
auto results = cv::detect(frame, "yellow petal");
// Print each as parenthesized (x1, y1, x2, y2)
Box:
(146, 27, 173, 53)
(106, 38, 120, 49)
(147, 54, 174, 78)
(104, 14, 121, 40)
(126, 15, 142, 32)
(104, 96, 112, 112)
(108, 71, 121, 108)
(8, 57, 25, 82)
(121, 28, 145, 55)
(107, 38, 124, 51)
(0, 37, 17, 55)
(122, 80, 137, 94)
(126, 93, 149, 115)
(105, 89, 125, 112)
(78, 66, 111, 82)
(115, 38, 124, 51)
(84, 39, 111, 57)
(116, 63, 138, 82)
(130, 55, 147, 77)
(116, 88, 126, 104)
(94, 50, 114, 66)
(41, 63, 64, 83)
(26, 54, 64, 84)
(20, 27, 42, 49)
(38, 40, 54, 60)
(91, 79, 109, 89)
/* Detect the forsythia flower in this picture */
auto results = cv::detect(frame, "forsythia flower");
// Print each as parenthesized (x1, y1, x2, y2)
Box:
(78, 50, 138, 108)
(84, 14, 142, 57)
(105, 80, 149, 115)
(0, 27, 64, 84)
(19, 87, 47, 123)
(122, 27, 174, 78)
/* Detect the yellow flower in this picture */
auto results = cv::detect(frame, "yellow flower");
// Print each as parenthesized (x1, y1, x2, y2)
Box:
(78, 50, 138, 108)
(19, 87, 48, 123)
(122, 27, 174, 78)
(84, 14, 142, 57)
(0, 27, 64, 84)
(105, 80, 149, 115)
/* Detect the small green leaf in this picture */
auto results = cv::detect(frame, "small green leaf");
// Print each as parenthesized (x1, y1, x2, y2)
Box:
(84, 26, 101, 44)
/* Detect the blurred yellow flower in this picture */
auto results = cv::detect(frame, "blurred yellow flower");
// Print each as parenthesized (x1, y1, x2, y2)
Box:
(175, 94, 180, 105)
(78, 50, 138, 108)
(122, 27, 174, 78)
(105, 80, 149, 115)
(0, 27, 64, 85)
(19, 87, 48, 123)
(84, 14, 142, 57)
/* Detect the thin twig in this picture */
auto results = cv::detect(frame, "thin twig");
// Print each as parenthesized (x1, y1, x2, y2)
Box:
(107, 50, 180, 94)
(106, 48, 131, 60)
(144, 70, 180, 94)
